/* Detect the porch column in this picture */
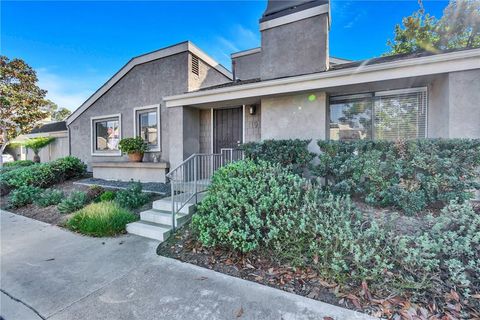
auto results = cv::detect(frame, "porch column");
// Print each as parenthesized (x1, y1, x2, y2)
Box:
(168, 106, 200, 169)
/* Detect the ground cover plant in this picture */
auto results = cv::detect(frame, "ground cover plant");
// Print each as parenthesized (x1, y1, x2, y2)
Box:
(114, 181, 149, 210)
(66, 201, 137, 237)
(57, 191, 88, 214)
(8, 185, 42, 208)
(184, 159, 480, 318)
(34, 188, 64, 207)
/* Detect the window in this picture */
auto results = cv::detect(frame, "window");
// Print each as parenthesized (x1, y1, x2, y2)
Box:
(134, 105, 159, 150)
(329, 88, 427, 141)
(92, 115, 121, 154)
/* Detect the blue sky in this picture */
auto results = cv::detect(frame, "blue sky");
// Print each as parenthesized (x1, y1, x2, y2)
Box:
(1, 0, 448, 111)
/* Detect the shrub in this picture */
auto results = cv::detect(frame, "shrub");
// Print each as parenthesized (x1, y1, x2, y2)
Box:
(192, 160, 308, 253)
(395, 201, 480, 298)
(114, 182, 149, 209)
(100, 191, 116, 202)
(118, 137, 148, 154)
(66, 202, 137, 237)
(316, 139, 480, 214)
(34, 189, 64, 207)
(57, 191, 88, 214)
(3, 160, 35, 168)
(242, 139, 315, 175)
(0, 156, 86, 189)
(9, 185, 42, 208)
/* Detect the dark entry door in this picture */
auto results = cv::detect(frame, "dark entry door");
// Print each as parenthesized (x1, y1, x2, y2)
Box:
(213, 107, 243, 153)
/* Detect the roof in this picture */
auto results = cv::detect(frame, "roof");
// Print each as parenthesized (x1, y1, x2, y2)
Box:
(164, 47, 480, 108)
(30, 121, 67, 134)
(330, 48, 475, 70)
(66, 41, 232, 125)
(260, 0, 329, 22)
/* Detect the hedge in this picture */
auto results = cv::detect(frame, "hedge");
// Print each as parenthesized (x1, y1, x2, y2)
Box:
(241, 139, 315, 175)
(0, 156, 87, 190)
(315, 139, 480, 214)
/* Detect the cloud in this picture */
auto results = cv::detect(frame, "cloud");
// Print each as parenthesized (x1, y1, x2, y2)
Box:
(209, 24, 260, 68)
(36, 68, 102, 111)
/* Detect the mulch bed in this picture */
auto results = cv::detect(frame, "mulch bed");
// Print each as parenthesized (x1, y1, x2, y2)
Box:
(158, 211, 480, 320)
(1, 179, 165, 225)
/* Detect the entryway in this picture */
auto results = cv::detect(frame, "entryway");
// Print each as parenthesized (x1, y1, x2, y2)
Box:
(213, 107, 243, 153)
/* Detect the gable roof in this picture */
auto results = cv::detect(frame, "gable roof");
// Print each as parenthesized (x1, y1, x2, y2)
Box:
(30, 121, 67, 134)
(66, 41, 232, 125)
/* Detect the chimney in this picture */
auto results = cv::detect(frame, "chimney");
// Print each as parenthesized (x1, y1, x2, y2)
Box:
(260, 0, 330, 80)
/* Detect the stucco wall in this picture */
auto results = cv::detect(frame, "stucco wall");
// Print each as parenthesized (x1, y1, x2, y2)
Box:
(447, 69, 480, 138)
(244, 104, 261, 143)
(199, 109, 211, 153)
(69, 52, 190, 170)
(188, 53, 231, 91)
(260, 14, 328, 80)
(427, 74, 450, 138)
(261, 92, 326, 153)
(233, 52, 261, 81)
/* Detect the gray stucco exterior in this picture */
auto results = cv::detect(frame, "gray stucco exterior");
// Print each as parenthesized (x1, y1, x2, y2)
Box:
(232, 51, 262, 81)
(260, 13, 329, 80)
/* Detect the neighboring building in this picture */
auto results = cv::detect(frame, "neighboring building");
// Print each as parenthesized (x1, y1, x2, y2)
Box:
(10, 121, 69, 162)
(67, 0, 480, 183)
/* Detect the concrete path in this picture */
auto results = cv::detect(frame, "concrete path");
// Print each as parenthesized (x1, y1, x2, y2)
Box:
(0, 210, 374, 320)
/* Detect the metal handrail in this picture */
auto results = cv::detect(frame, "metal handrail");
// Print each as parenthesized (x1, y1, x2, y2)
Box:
(167, 150, 244, 232)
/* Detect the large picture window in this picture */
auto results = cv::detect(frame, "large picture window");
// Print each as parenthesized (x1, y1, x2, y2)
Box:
(92, 115, 121, 154)
(134, 105, 159, 150)
(329, 88, 427, 141)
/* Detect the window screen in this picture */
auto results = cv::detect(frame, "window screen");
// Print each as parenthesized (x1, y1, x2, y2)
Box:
(137, 109, 158, 147)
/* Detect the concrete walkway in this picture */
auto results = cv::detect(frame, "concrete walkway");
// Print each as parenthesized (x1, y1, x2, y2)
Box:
(0, 210, 374, 320)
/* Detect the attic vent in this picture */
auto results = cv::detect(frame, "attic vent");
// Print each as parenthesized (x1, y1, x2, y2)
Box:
(191, 55, 199, 76)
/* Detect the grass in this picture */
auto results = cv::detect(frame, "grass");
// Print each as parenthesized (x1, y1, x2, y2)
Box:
(66, 201, 138, 237)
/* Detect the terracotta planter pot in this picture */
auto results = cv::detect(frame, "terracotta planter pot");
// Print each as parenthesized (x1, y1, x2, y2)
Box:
(128, 152, 144, 162)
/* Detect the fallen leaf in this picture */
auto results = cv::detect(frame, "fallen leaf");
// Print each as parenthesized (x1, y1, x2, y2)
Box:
(195, 276, 208, 281)
(235, 306, 244, 318)
(323, 317, 334, 320)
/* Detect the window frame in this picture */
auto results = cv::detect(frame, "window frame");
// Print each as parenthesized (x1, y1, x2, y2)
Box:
(328, 87, 428, 141)
(90, 113, 122, 156)
(133, 104, 161, 152)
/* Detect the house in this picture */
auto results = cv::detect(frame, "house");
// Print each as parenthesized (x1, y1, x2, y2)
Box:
(9, 121, 69, 162)
(67, 0, 480, 184)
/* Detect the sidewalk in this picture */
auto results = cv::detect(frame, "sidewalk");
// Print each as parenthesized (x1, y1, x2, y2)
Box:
(0, 210, 374, 320)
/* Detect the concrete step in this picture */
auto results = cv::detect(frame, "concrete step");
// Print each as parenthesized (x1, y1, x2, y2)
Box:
(126, 221, 171, 241)
(152, 197, 196, 214)
(140, 209, 189, 227)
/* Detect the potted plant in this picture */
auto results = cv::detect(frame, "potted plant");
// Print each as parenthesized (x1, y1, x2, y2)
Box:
(23, 137, 55, 163)
(118, 137, 148, 162)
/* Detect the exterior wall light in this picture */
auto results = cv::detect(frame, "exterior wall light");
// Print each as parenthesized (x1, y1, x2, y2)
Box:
(249, 105, 257, 115)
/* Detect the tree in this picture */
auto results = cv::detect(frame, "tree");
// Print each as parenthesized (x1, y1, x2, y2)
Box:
(43, 100, 71, 121)
(386, 0, 480, 55)
(23, 137, 55, 163)
(0, 56, 49, 165)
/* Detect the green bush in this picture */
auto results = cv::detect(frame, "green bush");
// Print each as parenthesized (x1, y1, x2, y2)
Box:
(242, 139, 315, 175)
(66, 202, 137, 237)
(316, 139, 480, 214)
(0, 156, 86, 189)
(114, 182, 149, 209)
(100, 191, 116, 202)
(192, 160, 307, 253)
(9, 185, 42, 208)
(395, 201, 480, 298)
(3, 160, 35, 168)
(34, 189, 64, 207)
(57, 191, 88, 214)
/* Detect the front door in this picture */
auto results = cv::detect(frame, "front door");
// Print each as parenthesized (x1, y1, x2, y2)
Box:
(213, 107, 243, 153)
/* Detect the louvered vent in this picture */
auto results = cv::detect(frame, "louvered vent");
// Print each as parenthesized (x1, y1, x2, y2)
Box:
(191, 55, 199, 76)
